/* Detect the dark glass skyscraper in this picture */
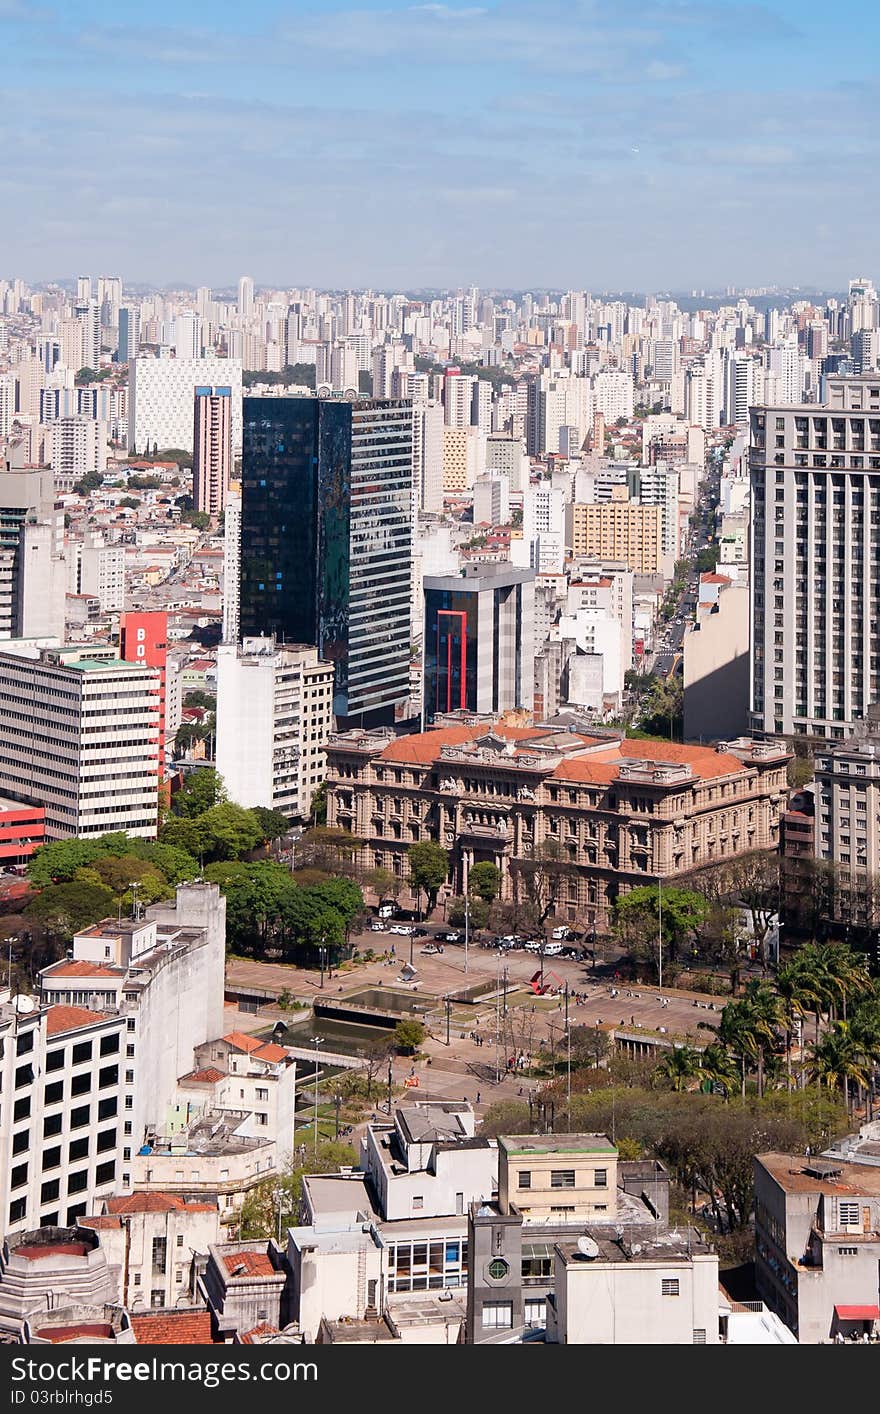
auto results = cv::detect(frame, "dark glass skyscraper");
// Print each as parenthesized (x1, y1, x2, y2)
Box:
(240, 396, 413, 727)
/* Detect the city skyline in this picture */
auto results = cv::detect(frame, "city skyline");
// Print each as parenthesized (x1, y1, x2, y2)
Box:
(3, 0, 879, 288)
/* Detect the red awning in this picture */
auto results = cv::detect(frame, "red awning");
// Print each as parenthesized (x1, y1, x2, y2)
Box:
(835, 1305, 880, 1321)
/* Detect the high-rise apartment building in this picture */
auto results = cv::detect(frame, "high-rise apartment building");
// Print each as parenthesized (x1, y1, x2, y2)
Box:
(749, 376, 880, 739)
(0, 463, 66, 640)
(412, 401, 444, 513)
(117, 306, 140, 364)
(222, 490, 242, 644)
(215, 637, 334, 820)
(0, 644, 160, 838)
(237, 276, 254, 320)
(423, 564, 535, 722)
(68, 534, 125, 612)
(49, 415, 107, 491)
(192, 385, 232, 515)
(240, 396, 413, 727)
(565, 502, 663, 575)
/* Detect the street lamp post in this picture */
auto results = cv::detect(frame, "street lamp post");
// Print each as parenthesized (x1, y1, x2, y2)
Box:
(464, 892, 470, 975)
(312, 1036, 324, 1158)
(657, 878, 663, 994)
(319, 940, 326, 990)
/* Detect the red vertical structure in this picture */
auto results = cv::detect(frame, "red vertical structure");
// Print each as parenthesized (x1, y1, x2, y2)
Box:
(120, 611, 168, 774)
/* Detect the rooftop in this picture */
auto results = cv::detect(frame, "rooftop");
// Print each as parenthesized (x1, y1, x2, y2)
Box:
(131, 1311, 217, 1345)
(558, 1224, 712, 1266)
(45, 1005, 115, 1037)
(498, 1133, 617, 1157)
(757, 1151, 880, 1198)
(105, 1192, 216, 1215)
(221, 1250, 276, 1279)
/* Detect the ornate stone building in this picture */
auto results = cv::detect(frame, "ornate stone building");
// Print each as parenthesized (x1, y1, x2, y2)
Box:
(324, 715, 790, 931)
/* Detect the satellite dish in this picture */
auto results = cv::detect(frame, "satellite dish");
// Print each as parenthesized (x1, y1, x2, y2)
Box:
(576, 1235, 599, 1260)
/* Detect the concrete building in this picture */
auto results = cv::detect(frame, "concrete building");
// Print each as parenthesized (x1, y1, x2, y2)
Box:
(497, 1135, 618, 1223)
(592, 368, 634, 425)
(39, 884, 227, 1184)
(422, 565, 535, 723)
(0, 644, 160, 839)
(0, 1225, 122, 1340)
(193, 386, 232, 516)
(128, 356, 242, 457)
(0, 996, 128, 1235)
(83, 1193, 221, 1312)
(442, 425, 483, 492)
(119, 612, 170, 771)
(325, 720, 789, 928)
(412, 400, 444, 514)
(683, 576, 750, 742)
(749, 376, 880, 739)
(69, 534, 125, 612)
(566, 502, 663, 575)
(0, 463, 66, 641)
(222, 490, 241, 644)
(486, 435, 528, 494)
(49, 415, 107, 491)
(215, 636, 334, 821)
(549, 1228, 719, 1344)
(754, 1132, 880, 1343)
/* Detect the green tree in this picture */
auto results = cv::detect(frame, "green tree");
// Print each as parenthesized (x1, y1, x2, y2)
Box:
(393, 1019, 426, 1054)
(407, 841, 449, 915)
(73, 469, 104, 495)
(613, 884, 709, 980)
(199, 802, 264, 861)
(237, 1140, 357, 1238)
(655, 1045, 704, 1092)
(25, 881, 115, 939)
(250, 806, 291, 843)
(307, 878, 364, 936)
(172, 768, 227, 818)
(808, 1020, 871, 1116)
(280, 887, 345, 959)
(364, 866, 402, 903)
(511, 839, 573, 927)
(447, 895, 491, 931)
(28, 839, 104, 886)
(468, 861, 501, 903)
(309, 781, 328, 826)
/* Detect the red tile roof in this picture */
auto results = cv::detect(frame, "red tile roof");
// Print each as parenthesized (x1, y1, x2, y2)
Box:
(179, 1066, 225, 1084)
(106, 1193, 217, 1215)
(131, 1311, 218, 1345)
(240, 1323, 281, 1343)
(47, 960, 119, 978)
(222, 1250, 275, 1278)
(251, 1043, 289, 1063)
(35, 1323, 113, 1343)
(46, 1005, 115, 1037)
(552, 738, 746, 785)
(80, 1216, 123, 1230)
(222, 1031, 263, 1053)
(16, 1242, 93, 1260)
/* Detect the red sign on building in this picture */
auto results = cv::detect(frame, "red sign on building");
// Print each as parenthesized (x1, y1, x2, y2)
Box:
(120, 611, 168, 772)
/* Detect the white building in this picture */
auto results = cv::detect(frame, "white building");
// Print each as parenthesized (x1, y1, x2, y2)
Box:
(412, 401, 444, 514)
(49, 416, 107, 491)
(128, 356, 242, 456)
(0, 994, 127, 1234)
(0, 463, 66, 642)
(69, 534, 125, 613)
(215, 637, 334, 820)
(0, 643, 160, 838)
(221, 491, 241, 644)
(486, 435, 528, 493)
(592, 369, 634, 424)
(472, 473, 510, 527)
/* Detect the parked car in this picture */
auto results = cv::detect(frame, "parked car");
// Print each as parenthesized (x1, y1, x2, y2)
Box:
(544, 942, 564, 957)
(369, 921, 386, 933)
(389, 924, 413, 936)
(412, 927, 430, 937)
(551, 926, 568, 940)
(420, 944, 440, 955)
(442, 931, 463, 944)
(523, 940, 542, 953)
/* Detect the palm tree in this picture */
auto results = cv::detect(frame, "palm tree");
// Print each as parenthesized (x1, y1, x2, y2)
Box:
(775, 959, 823, 1091)
(814, 941, 872, 1022)
(808, 1020, 871, 1117)
(718, 1000, 760, 1099)
(656, 1044, 704, 1092)
(739, 980, 784, 1098)
(699, 1041, 740, 1099)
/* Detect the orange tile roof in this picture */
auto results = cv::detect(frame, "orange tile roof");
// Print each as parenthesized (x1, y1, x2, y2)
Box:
(222, 1250, 275, 1278)
(552, 738, 746, 785)
(240, 1323, 281, 1343)
(222, 1031, 263, 1053)
(80, 1216, 123, 1231)
(380, 722, 563, 765)
(106, 1193, 217, 1215)
(179, 1066, 225, 1084)
(132, 1311, 217, 1345)
(46, 1005, 115, 1037)
(35, 1323, 114, 1343)
(48, 960, 119, 978)
(251, 1043, 289, 1063)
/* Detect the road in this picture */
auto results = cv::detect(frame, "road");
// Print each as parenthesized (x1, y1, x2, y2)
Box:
(645, 456, 721, 682)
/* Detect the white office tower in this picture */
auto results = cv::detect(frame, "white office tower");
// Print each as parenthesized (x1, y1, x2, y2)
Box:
(725, 352, 757, 429)
(848, 276, 878, 335)
(592, 368, 635, 424)
(527, 373, 592, 455)
(413, 401, 444, 513)
(0, 644, 160, 837)
(222, 491, 242, 644)
(444, 372, 475, 428)
(486, 434, 528, 493)
(49, 416, 107, 491)
(749, 376, 880, 739)
(117, 306, 140, 364)
(174, 311, 201, 360)
(471, 379, 492, 433)
(685, 363, 720, 431)
(128, 356, 242, 455)
(68, 533, 125, 612)
(652, 338, 679, 382)
(0, 463, 66, 640)
(76, 276, 91, 302)
(238, 275, 254, 320)
(635, 462, 680, 560)
(97, 274, 122, 328)
(74, 299, 101, 371)
(0, 372, 15, 436)
(766, 340, 802, 405)
(851, 328, 880, 374)
(512, 484, 565, 574)
(215, 638, 333, 821)
(472, 473, 510, 526)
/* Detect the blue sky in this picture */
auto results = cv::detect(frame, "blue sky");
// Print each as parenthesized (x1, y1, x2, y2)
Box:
(3, 0, 879, 290)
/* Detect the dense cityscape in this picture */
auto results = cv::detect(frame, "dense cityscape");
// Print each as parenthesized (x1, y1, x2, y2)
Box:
(0, 267, 877, 1353)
